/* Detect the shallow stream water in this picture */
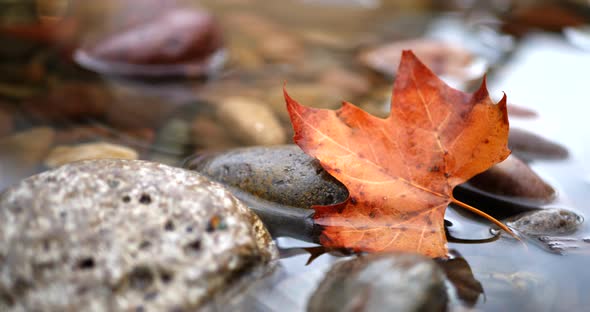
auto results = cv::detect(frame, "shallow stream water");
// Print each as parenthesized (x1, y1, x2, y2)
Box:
(1, 1, 589, 311)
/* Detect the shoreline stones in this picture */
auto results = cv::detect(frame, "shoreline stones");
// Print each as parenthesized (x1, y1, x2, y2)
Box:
(0, 159, 277, 311)
(308, 253, 448, 312)
(508, 128, 569, 160)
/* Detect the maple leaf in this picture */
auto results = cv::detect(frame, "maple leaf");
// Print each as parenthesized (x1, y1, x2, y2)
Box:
(284, 50, 511, 258)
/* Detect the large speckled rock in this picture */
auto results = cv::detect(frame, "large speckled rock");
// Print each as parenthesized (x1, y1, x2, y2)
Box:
(0, 159, 277, 311)
(308, 253, 448, 312)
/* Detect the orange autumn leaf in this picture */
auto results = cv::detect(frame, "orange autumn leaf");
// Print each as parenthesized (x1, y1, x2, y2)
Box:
(284, 50, 511, 258)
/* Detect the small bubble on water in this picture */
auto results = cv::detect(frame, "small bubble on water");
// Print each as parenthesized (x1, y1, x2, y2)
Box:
(489, 228, 500, 236)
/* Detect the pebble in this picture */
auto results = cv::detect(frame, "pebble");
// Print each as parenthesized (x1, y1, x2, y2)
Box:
(0, 106, 13, 137)
(191, 115, 236, 150)
(224, 12, 304, 64)
(188, 145, 347, 209)
(506, 208, 583, 236)
(186, 145, 347, 241)
(216, 97, 287, 146)
(509, 128, 569, 160)
(269, 83, 343, 120)
(0, 159, 277, 311)
(358, 39, 476, 80)
(0, 126, 55, 166)
(75, 8, 224, 77)
(467, 154, 555, 202)
(319, 67, 371, 97)
(307, 253, 448, 312)
(44, 142, 139, 168)
(150, 119, 190, 165)
(23, 82, 110, 122)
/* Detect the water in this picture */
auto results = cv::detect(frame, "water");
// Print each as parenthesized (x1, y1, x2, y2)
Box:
(1, 1, 589, 311)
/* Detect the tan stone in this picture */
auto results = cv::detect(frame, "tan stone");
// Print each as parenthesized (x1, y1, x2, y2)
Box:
(44, 142, 138, 168)
(216, 97, 286, 146)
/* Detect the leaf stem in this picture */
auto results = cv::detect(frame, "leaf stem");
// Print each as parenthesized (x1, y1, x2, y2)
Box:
(450, 197, 518, 239)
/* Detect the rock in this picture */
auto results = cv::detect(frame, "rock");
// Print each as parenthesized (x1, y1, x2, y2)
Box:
(23, 82, 110, 122)
(75, 8, 225, 77)
(506, 208, 583, 236)
(308, 253, 448, 312)
(358, 39, 477, 81)
(0, 159, 277, 311)
(216, 97, 287, 146)
(185, 145, 347, 241)
(507, 104, 538, 119)
(319, 67, 371, 97)
(191, 115, 236, 150)
(0, 106, 13, 137)
(268, 83, 343, 120)
(150, 119, 190, 165)
(508, 128, 569, 160)
(187, 145, 347, 211)
(224, 12, 304, 64)
(187, 145, 557, 240)
(105, 84, 180, 129)
(467, 154, 555, 202)
(0, 127, 56, 190)
(44, 142, 139, 168)
(0, 126, 55, 165)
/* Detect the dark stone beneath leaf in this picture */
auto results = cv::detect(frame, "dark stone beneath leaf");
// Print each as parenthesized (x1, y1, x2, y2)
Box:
(308, 253, 447, 312)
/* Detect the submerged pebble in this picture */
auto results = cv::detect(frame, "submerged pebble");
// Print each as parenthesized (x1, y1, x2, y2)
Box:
(75, 8, 224, 77)
(467, 154, 555, 202)
(43, 142, 139, 168)
(506, 208, 583, 236)
(509, 128, 569, 160)
(0, 126, 55, 166)
(0, 106, 12, 137)
(216, 97, 287, 146)
(358, 39, 477, 80)
(308, 253, 448, 312)
(0, 159, 277, 311)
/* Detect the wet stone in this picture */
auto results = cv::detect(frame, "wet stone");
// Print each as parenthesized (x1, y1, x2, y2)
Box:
(506, 208, 583, 236)
(187, 145, 347, 210)
(186, 145, 347, 241)
(467, 154, 555, 202)
(508, 128, 569, 160)
(0, 159, 277, 311)
(216, 97, 287, 146)
(308, 253, 448, 312)
(0, 106, 12, 137)
(75, 8, 224, 78)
